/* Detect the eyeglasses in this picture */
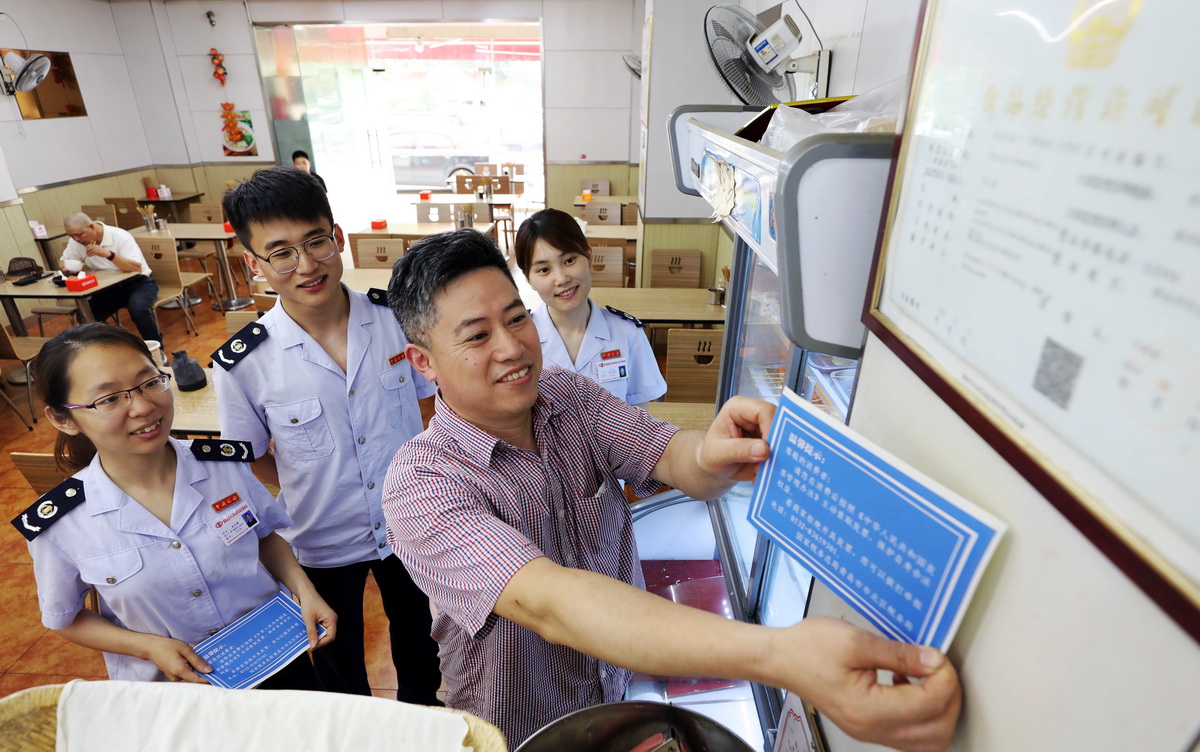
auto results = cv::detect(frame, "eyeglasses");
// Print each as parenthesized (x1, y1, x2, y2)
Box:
(61, 372, 173, 413)
(249, 234, 338, 274)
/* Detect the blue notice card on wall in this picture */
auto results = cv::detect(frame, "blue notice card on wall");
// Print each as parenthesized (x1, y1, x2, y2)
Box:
(193, 592, 324, 689)
(749, 389, 1005, 650)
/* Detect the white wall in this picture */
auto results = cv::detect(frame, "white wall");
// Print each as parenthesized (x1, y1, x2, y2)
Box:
(0, 0, 642, 197)
(0, 0, 151, 188)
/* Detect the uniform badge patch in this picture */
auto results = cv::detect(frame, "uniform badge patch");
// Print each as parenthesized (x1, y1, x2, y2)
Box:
(601, 349, 622, 360)
(190, 439, 254, 462)
(605, 306, 645, 328)
(10, 478, 86, 542)
(211, 321, 268, 371)
(389, 352, 407, 366)
(367, 288, 389, 306)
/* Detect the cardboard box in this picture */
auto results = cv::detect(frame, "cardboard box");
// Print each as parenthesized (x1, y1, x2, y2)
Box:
(65, 274, 98, 292)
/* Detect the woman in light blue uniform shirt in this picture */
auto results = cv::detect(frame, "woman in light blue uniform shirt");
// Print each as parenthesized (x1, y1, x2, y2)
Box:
(14, 324, 335, 686)
(515, 208, 666, 408)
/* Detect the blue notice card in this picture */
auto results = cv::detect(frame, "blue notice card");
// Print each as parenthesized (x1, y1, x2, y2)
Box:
(193, 592, 324, 689)
(749, 389, 1005, 650)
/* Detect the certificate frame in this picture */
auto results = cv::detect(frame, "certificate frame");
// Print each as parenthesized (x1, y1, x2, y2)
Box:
(864, 0, 1200, 642)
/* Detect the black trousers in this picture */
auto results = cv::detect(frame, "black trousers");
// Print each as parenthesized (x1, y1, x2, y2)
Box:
(301, 556, 440, 703)
(256, 652, 320, 691)
(89, 275, 162, 344)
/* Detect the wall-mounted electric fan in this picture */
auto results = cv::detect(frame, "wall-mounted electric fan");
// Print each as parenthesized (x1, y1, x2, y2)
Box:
(704, 4, 828, 106)
(1, 51, 50, 96)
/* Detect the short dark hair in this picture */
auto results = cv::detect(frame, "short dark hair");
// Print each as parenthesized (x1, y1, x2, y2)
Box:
(513, 208, 590, 276)
(222, 167, 333, 250)
(291, 150, 310, 162)
(388, 228, 514, 348)
(32, 323, 155, 471)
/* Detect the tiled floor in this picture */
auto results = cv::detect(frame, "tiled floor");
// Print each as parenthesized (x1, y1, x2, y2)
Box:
(0, 261, 403, 700)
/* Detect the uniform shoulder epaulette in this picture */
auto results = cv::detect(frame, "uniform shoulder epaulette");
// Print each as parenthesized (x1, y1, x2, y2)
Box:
(190, 439, 254, 462)
(367, 288, 389, 306)
(605, 305, 645, 328)
(11, 478, 85, 542)
(211, 320, 268, 371)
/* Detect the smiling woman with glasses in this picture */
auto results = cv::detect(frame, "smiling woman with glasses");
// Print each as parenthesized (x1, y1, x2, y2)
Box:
(13, 322, 336, 688)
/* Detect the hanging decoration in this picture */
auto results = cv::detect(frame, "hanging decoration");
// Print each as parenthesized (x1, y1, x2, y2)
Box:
(210, 47, 256, 156)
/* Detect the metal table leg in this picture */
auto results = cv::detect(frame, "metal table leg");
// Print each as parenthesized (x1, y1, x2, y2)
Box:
(210, 239, 252, 311)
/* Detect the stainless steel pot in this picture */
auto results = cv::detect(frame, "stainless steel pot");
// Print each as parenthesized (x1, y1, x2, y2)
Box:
(514, 701, 755, 752)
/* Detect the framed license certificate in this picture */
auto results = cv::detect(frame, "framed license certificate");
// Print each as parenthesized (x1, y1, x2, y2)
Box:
(865, 0, 1200, 641)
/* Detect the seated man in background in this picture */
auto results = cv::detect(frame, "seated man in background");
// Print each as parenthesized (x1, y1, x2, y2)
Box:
(291, 149, 327, 192)
(383, 228, 962, 750)
(59, 212, 161, 347)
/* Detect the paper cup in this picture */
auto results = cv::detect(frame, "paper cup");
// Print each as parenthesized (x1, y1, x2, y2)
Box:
(144, 340, 166, 367)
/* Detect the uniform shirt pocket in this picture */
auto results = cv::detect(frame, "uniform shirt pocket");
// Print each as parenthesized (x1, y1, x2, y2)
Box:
(77, 547, 144, 589)
(379, 367, 416, 430)
(264, 398, 335, 461)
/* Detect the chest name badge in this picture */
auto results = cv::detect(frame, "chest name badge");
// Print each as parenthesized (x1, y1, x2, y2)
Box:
(596, 357, 629, 383)
(212, 492, 241, 512)
(210, 499, 258, 547)
(601, 349, 622, 360)
(389, 351, 407, 366)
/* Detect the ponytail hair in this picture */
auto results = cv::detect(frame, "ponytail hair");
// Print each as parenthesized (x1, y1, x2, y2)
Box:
(32, 323, 155, 472)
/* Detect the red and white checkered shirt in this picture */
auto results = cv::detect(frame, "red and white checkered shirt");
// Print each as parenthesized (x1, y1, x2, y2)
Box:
(382, 367, 678, 746)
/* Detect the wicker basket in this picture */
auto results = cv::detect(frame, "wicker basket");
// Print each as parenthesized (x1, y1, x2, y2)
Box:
(0, 683, 506, 752)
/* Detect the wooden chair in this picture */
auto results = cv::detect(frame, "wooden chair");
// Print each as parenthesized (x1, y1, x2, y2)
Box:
(0, 321, 49, 422)
(0, 368, 33, 430)
(415, 204, 451, 223)
(582, 202, 621, 226)
(103, 197, 143, 231)
(10, 452, 64, 496)
(187, 202, 224, 224)
(136, 235, 212, 336)
(484, 175, 511, 194)
(356, 238, 408, 269)
(580, 178, 611, 195)
(589, 247, 624, 288)
(454, 173, 483, 194)
(225, 310, 264, 336)
(473, 162, 499, 176)
(4, 257, 80, 336)
(665, 328, 723, 403)
(650, 249, 702, 289)
(253, 292, 277, 311)
(81, 204, 118, 226)
(621, 201, 639, 225)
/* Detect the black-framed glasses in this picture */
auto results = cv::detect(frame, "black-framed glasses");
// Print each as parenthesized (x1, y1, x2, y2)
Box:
(61, 372, 173, 413)
(249, 234, 338, 274)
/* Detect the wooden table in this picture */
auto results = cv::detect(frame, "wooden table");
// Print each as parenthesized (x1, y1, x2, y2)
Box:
(132, 224, 249, 311)
(138, 192, 204, 224)
(574, 194, 638, 207)
(397, 193, 521, 207)
(647, 401, 715, 432)
(170, 367, 219, 437)
(0, 271, 139, 336)
(590, 287, 726, 325)
(349, 221, 497, 262)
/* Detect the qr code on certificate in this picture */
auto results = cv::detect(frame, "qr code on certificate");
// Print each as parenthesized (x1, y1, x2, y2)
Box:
(1033, 338, 1083, 409)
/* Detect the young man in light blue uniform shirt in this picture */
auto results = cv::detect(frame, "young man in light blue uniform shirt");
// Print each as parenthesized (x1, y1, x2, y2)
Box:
(210, 167, 441, 702)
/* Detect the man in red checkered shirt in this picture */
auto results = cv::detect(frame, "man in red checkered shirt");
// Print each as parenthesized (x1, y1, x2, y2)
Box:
(382, 230, 961, 751)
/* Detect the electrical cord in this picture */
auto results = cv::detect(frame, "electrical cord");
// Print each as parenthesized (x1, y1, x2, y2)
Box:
(791, 1, 823, 50)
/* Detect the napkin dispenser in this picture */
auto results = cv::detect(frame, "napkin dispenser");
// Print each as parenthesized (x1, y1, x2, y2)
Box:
(65, 274, 98, 292)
